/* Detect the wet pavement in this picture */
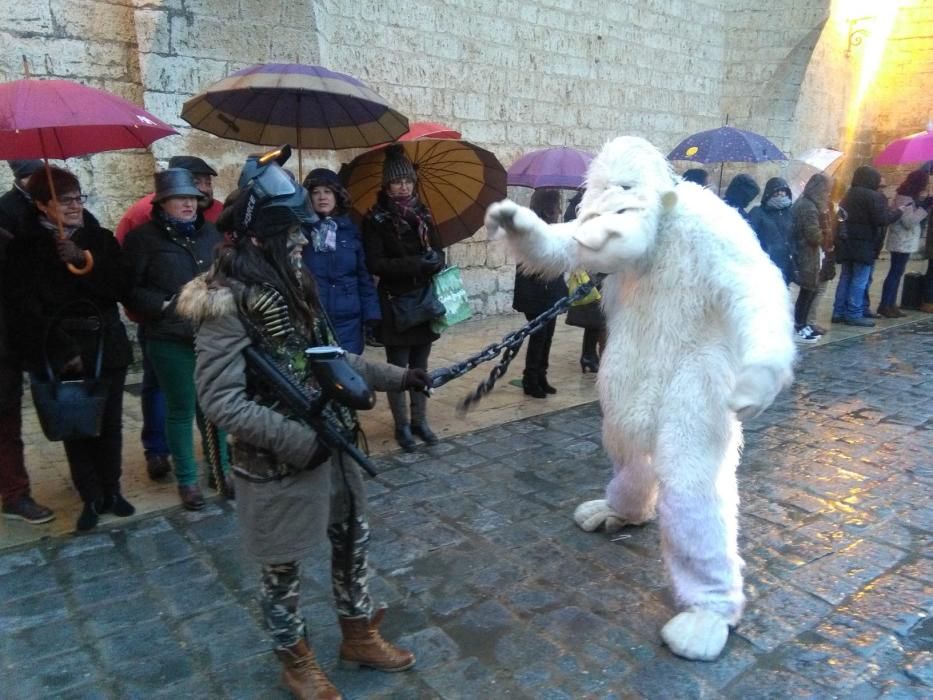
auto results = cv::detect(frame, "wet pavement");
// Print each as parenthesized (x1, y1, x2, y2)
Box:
(1, 318, 931, 698)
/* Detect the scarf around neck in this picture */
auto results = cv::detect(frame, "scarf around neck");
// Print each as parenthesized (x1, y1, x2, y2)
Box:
(376, 190, 432, 250)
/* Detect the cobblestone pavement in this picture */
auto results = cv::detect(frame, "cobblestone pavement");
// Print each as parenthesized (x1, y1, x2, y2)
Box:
(1, 319, 931, 699)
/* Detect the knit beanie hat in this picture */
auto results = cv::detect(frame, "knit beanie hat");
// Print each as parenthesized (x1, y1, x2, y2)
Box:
(382, 144, 416, 186)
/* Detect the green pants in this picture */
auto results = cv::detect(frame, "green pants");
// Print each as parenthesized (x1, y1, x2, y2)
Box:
(146, 338, 229, 487)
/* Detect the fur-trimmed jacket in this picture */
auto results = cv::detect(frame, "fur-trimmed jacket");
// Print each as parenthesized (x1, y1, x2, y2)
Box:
(177, 272, 406, 561)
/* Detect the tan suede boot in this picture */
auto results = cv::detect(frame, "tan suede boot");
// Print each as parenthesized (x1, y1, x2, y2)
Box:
(338, 608, 416, 672)
(275, 639, 342, 700)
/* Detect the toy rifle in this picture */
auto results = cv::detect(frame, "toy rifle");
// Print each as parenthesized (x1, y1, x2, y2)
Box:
(242, 345, 380, 477)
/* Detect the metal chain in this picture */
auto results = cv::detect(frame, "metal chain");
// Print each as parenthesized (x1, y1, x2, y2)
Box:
(429, 277, 600, 414)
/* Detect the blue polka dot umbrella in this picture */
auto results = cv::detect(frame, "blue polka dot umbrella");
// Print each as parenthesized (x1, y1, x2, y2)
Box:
(667, 126, 787, 164)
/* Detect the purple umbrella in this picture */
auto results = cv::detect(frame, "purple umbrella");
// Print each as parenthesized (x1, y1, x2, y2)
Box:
(507, 147, 594, 189)
(667, 126, 787, 164)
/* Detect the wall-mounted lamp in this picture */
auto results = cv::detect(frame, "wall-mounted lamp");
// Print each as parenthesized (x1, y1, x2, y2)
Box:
(846, 16, 874, 57)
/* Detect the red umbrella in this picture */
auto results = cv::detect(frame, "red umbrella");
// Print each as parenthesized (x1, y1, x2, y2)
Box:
(873, 124, 933, 166)
(0, 78, 177, 272)
(398, 121, 461, 141)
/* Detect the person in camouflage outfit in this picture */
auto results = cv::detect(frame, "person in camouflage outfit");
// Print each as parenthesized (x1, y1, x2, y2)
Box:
(179, 153, 428, 700)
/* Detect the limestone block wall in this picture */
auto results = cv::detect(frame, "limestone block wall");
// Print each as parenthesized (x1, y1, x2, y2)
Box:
(3, 0, 919, 318)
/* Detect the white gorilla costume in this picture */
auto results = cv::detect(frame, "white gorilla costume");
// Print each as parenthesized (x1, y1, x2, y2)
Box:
(486, 137, 796, 661)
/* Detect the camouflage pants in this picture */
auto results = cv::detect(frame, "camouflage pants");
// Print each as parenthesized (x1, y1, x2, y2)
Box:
(260, 511, 374, 649)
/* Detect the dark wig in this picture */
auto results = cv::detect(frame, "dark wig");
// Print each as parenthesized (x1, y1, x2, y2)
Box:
(213, 233, 321, 330)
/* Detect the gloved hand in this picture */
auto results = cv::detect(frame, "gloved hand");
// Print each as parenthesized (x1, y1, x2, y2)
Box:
(402, 368, 431, 391)
(418, 251, 444, 275)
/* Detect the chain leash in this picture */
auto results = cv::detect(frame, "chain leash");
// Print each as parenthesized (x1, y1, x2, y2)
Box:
(428, 277, 600, 414)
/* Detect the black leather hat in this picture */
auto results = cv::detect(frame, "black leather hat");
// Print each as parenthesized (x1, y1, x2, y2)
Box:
(167, 155, 217, 176)
(152, 168, 206, 203)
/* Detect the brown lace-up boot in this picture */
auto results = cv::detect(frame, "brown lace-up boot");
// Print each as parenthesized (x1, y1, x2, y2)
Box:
(275, 639, 342, 700)
(338, 608, 416, 672)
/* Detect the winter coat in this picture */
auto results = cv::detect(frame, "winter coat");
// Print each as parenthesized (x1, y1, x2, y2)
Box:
(790, 175, 831, 291)
(513, 267, 568, 316)
(885, 194, 928, 254)
(3, 211, 132, 375)
(836, 167, 903, 265)
(115, 193, 224, 242)
(362, 195, 445, 347)
(723, 174, 761, 222)
(122, 211, 223, 344)
(0, 187, 34, 239)
(0, 228, 21, 410)
(177, 273, 406, 564)
(302, 215, 380, 354)
(748, 177, 795, 284)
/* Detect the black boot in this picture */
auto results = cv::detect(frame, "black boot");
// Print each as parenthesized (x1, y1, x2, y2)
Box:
(76, 501, 99, 532)
(394, 425, 417, 452)
(581, 329, 600, 373)
(522, 374, 547, 399)
(410, 392, 439, 444)
(539, 375, 557, 395)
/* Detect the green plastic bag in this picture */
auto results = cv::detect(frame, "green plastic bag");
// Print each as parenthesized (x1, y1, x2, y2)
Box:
(431, 266, 472, 333)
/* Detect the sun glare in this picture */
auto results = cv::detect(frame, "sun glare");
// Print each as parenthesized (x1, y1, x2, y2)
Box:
(833, 0, 903, 151)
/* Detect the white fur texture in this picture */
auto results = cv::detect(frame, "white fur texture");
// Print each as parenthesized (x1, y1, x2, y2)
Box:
(487, 136, 796, 661)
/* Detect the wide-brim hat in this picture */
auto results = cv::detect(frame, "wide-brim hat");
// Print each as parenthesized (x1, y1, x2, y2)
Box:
(167, 155, 218, 176)
(153, 168, 206, 203)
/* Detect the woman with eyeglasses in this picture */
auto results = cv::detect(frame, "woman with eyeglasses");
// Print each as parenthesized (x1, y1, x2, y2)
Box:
(3, 166, 135, 531)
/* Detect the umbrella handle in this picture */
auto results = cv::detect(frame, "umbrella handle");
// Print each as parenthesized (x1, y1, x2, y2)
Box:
(66, 249, 95, 276)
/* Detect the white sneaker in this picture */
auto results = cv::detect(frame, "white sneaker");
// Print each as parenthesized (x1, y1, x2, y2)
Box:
(795, 326, 819, 344)
(802, 324, 823, 337)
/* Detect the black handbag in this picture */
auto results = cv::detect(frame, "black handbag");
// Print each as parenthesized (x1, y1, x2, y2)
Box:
(388, 284, 446, 333)
(29, 301, 110, 441)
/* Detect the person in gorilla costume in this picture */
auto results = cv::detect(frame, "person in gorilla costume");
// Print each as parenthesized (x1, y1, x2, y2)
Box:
(486, 136, 796, 661)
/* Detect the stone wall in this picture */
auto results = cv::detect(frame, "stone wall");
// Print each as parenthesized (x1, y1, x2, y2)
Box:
(2, 0, 925, 317)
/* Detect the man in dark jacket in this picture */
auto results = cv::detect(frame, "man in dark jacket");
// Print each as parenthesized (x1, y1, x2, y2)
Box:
(832, 166, 904, 327)
(722, 174, 761, 221)
(0, 160, 44, 238)
(0, 227, 54, 524)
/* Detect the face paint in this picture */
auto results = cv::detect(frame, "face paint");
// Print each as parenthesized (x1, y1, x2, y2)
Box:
(286, 226, 308, 273)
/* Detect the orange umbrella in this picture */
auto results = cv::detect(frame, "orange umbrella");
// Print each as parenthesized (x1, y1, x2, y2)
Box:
(340, 139, 506, 248)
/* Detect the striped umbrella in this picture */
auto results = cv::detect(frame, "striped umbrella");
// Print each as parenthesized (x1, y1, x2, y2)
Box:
(340, 139, 507, 248)
(181, 63, 409, 152)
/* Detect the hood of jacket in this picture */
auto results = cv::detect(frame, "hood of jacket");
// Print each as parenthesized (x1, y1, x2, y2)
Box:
(851, 165, 881, 191)
(760, 177, 792, 206)
(802, 173, 831, 207)
(723, 174, 760, 209)
(176, 272, 236, 325)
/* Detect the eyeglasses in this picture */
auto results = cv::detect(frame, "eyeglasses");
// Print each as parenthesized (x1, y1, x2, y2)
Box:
(57, 194, 88, 206)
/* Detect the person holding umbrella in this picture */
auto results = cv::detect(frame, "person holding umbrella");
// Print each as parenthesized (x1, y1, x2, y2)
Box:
(512, 189, 569, 395)
(362, 145, 445, 451)
(301, 168, 380, 354)
(877, 169, 929, 317)
(4, 166, 134, 531)
(122, 169, 231, 510)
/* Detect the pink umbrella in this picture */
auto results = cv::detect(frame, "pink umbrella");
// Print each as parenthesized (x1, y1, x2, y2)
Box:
(874, 124, 933, 166)
(0, 78, 177, 159)
(0, 78, 177, 272)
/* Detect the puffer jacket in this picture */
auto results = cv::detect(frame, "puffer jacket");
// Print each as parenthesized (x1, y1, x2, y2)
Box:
(302, 214, 380, 354)
(748, 177, 795, 284)
(122, 210, 223, 343)
(177, 272, 406, 562)
(791, 174, 831, 290)
(885, 194, 928, 254)
(836, 166, 903, 264)
(723, 174, 761, 221)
